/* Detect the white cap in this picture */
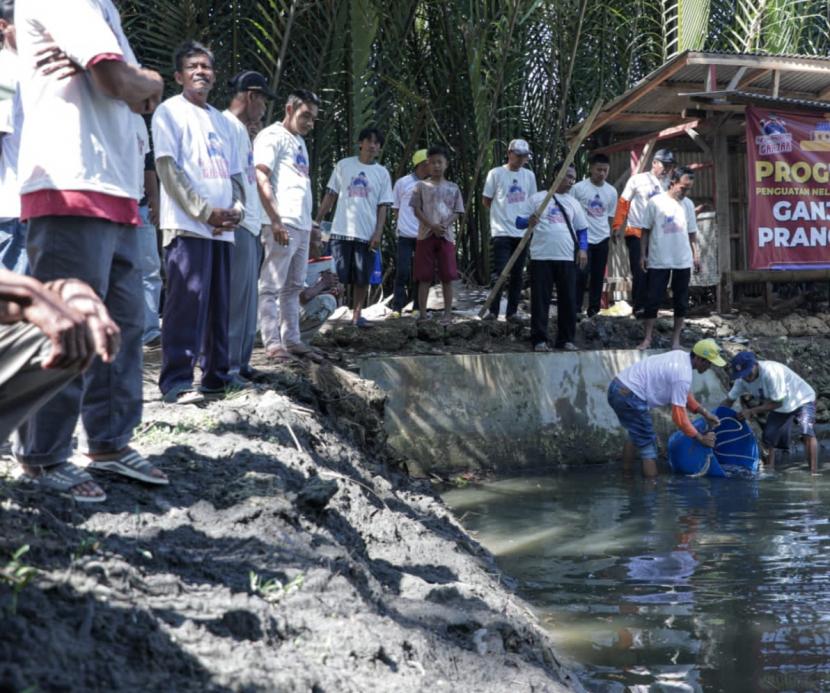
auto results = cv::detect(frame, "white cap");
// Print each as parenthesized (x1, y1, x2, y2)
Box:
(508, 138, 532, 156)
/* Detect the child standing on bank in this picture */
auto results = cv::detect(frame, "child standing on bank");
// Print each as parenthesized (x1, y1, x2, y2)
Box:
(411, 145, 465, 324)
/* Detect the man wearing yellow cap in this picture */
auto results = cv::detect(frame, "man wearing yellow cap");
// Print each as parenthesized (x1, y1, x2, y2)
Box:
(390, 149, 430, 317)
(607, 340, 725, 477)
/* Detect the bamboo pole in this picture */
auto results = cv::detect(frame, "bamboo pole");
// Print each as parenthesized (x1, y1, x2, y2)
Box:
(477, 100, 604, 318)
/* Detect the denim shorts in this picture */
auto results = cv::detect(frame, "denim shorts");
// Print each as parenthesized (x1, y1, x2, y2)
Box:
(763, 400, 816, 448)
(608, 378, 657, 459)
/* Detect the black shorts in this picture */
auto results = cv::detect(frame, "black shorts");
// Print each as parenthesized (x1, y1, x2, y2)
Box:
(643, 267, 691, 319)
(763, 401, 817, 449)
(331, 235, 373, 286)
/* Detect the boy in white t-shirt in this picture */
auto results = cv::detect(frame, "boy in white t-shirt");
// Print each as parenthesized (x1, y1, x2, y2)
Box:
(519, 162, 587, 352)
(223, 70, 271, 377)
(316, 128, 394, 328)
(254, 89, 321, 362)
(612, 149, 675, 316)
(722, 351, 818, 473)
(608, 339, 724, 477)
(572, 152, 618, 317)
(482, 138, 538, 322)
(389, 148, 430, 317)
(153, 42, 244, 404)
(637, 166, 700, 352)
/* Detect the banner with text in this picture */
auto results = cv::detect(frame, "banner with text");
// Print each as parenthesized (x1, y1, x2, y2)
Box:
(746, 107, 830, 270)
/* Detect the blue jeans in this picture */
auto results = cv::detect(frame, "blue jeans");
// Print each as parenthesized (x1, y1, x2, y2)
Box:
(136, 206, 162, 343)
(392, 237, 419, 312)
(607, 378, 657, 459)
(13, 216, 143, 467)
(0, 218, 28, 274)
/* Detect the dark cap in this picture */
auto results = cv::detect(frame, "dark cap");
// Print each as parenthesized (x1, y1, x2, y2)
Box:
(653, 148, 676, 164)
(731, 351, 758, 380)
(228, 70, 276, 99)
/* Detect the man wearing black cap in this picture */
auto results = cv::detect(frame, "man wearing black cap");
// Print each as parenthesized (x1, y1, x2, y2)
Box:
(721, 351, 818, 473)
(224, 71, 272, 380)
(612, 148, 675, 317)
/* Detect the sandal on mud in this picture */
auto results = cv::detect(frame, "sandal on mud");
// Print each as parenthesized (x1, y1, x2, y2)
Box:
(23, 462, 106, 504)
(162, 383, 205, 405)
(265, 345, 299, 362)
(286, 343, 326, 363)
(85, 449, 169, 486)
(534, 342, 552, 353)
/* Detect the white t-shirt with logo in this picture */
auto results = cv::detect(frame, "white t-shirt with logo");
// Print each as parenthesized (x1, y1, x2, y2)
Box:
(0, 52, 22, 220)
(223, 110, 261, 235)
(570, 179, 618, 245)
(152, 95, 239, 242)
(641, 193, 698, 270)
(327, 157, 394, 242)
(728, 361, 816, 414)
(522, 192, 588, 262)
(16, 0, 142, 200)
(483, 165, 538, 238)
(392, 173, 422, 239)
(620, 171, 667, 228)
(253, 121, 312, 231)
(618, 350, 693, 409)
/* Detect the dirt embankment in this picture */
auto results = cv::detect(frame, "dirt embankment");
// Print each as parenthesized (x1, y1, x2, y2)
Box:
(0, 350, 579, 693)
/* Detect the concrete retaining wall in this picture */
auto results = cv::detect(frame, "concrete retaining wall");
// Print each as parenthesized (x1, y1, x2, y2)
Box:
(360, 350, 728, 476)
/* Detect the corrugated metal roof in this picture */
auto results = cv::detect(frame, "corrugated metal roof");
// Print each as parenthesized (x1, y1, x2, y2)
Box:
(579, 51, 830, 137)
(690, 90, 830, 112)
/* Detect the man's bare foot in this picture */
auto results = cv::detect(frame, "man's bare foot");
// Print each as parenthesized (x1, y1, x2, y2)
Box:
(636, 340, 651, 351)
(671, 342, 682, 350)
(21, 463, 105, 499)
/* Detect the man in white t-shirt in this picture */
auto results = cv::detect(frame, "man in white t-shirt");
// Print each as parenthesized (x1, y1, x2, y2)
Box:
(612, 148, 676, 316)
(519, 162, 587, 351)
(153, 41, 244, 404)
(637, 166, 700, 351)
(13, 0, 166, 501)
(572, 152, 618, 317)
(482, 138, 538, 322)
(389, 148, 429, 317)
(223, 70, 271, 377)
(0, 8, 26, 274)
(608, 339, 724, 477)
(722, 351, 818, 473)
(316, 127, 394, 328)
(254, 88, 321, 362)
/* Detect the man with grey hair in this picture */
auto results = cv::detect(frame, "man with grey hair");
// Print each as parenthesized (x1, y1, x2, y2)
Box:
(254, 88, 323, 362)
(482, 138, 538, 322)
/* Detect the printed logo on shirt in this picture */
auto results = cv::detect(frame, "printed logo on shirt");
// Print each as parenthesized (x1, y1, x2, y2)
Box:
(661, 215, 684, 234)
(649, 186, 661, 198)
(506, 180, 526, 204)
(246, 149, 256, 185)
(199, 132, 231, 179)
(348, 172, 371, 198)
(294, 149, 310, 177)
(587, 194, 606, 218)
(543, 204, 565, 224)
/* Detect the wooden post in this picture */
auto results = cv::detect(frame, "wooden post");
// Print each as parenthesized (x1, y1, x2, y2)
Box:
(713, 131, 733, 312)
(477, 100, 603, 318)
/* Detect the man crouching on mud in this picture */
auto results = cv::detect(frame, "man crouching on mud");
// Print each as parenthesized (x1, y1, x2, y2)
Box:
(607, 340, 725, 477)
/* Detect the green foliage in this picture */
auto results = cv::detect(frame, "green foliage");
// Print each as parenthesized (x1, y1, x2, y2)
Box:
(120, 0, 830, 280)
(1, 545, 38, 614)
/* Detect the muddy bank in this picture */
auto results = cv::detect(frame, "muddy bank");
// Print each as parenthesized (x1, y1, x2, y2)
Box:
(0, 350, 579, 692)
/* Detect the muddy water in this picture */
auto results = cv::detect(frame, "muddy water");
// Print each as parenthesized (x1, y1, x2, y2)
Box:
(443, 467, 830, 692)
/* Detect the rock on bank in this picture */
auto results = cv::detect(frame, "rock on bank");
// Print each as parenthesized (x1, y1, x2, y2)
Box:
(0, 355, 579, 692)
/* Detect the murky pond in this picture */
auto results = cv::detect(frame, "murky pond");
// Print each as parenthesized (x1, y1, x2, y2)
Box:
(443, 466, 830, 692)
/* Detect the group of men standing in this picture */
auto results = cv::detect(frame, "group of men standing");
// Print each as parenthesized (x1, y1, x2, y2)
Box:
(472, 142, 700, 353)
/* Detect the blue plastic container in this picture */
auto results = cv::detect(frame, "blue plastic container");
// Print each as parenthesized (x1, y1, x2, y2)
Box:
(668, 406, 760, 478)
(370, 249, 382, 286)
